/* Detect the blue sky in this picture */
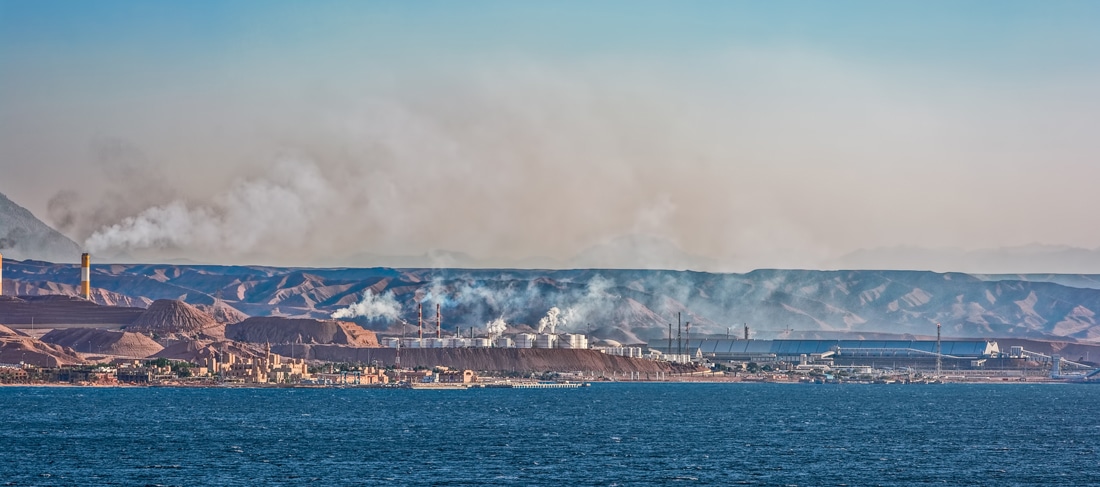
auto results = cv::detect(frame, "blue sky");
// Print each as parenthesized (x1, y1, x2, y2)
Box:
(2, 1, 1099, 269)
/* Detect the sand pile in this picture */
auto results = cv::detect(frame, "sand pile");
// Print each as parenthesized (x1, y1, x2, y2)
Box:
(226, 317, 379, 346)
(127, 299, 223, 337)
(40, 328, 164, 358)
(0, 323, 85, 367)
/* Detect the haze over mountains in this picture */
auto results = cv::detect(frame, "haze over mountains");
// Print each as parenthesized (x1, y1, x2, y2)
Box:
(0, 192, 81, 263)
(6, 189, 1100, 344)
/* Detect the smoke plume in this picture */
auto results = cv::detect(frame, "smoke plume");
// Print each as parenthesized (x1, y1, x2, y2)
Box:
(331, 289, 402, 321)
(485, 316, 508, 338)
(537, 307, 564, 334)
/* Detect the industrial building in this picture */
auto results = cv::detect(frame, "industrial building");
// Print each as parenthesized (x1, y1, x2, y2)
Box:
(648, 338, 1001, 369)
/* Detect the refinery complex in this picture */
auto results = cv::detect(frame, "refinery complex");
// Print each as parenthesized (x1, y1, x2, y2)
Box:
(3, 252, 1100, 386)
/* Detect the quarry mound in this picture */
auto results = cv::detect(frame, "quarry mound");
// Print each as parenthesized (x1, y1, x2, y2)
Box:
(40, 328, 164, 358)
(226, 317, 379, 346)
(127, 299, 222, 337)
(0, 323, 85, 367)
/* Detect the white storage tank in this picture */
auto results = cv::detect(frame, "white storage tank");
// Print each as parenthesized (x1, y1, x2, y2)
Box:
(453, 338, 471, 348)
(424, 338, 444, 348)
(402, 338, 422, 349)
(471, 338, 491, 348)
(515, 333, 536, 348)
(557, 334, 588, 349)
(382, 337, 401, 348)
(493, 336, 514, 348)
(535, 334, 558, 349)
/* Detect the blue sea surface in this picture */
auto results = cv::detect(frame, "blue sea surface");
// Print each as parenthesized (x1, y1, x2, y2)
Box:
(1, 383, 1099, 486)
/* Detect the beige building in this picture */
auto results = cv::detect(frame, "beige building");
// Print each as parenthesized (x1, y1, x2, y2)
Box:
(202, 344, 311, 384)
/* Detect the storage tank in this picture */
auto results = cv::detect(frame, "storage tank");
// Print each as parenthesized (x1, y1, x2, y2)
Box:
(557, 334, 588, 349)
(382, 337, 401, 348)
(424, 338, 444, 348)
(535, 334, 558, 349)
(402, 338, 422, 349)
(493, 336, 514, 348)
(471, 338, 491, 348)
(515, 333, 536, 348)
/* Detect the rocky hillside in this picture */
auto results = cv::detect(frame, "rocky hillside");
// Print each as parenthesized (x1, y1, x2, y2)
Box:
(0, 191, 82, 263)
(0, 324, 85, 366)
(6, 260, 1100, 342)
(40, 328, 163, 358)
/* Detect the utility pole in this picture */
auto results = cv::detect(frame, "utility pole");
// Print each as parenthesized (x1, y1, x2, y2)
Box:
(935, 322, 942, 377)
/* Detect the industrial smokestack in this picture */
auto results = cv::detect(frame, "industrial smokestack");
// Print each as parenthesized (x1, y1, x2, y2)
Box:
(80, 253, 91, 301)
(0, 252, 4, 297)
(677, 312, 682, 355)
(685, 322, 691, 356)
(436, 303, 441, 339)
(418, 302, 423, 340)
(744, 323, 749, 341)
(668, 323, 672, 354)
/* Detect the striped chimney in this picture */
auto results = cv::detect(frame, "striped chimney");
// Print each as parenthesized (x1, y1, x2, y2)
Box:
(436, 303, 441, 339)
(80, 252, 91, 300)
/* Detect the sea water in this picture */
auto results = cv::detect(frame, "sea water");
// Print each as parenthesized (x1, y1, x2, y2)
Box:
(1, 383, 1098, 486)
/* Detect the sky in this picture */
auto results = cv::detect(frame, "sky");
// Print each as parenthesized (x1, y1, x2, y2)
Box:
(1, 1, 1099, 270)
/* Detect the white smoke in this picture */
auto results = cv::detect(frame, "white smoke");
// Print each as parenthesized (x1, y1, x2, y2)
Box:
(537, 307, 566, 334)
(331, 289, 401, 321)
(485, 316, 508, 338)
(85, 159, 337, 261)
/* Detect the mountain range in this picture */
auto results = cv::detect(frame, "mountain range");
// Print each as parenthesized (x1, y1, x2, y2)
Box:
(6, 190, 1100, 344)
(4, 259, 1100, 344)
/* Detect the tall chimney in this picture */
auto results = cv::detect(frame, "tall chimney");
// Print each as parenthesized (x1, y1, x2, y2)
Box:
(418, 302, 423, 340)
(744, 323, 749, 340)
(667, 323, 672, 354)
(436, 303, 441, 339)
(0, 252, 4, 296)
(677, 312, 682, 355)
(80, 253, 91, 301)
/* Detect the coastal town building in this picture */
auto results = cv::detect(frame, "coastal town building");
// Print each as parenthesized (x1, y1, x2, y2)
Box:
(201, 344, 310, 384)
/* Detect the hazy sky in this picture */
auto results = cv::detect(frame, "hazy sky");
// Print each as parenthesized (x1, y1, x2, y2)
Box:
(2, 1, 1099, 269)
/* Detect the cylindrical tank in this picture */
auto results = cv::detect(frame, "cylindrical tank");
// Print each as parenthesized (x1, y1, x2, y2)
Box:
(515, 333, 536, 348)
(536, 334, 558, 349)
(382, 337, 401, 348)
(402, 338, 422, 349)
(493, 336, 514, 348)
(471, 338, 491, 348)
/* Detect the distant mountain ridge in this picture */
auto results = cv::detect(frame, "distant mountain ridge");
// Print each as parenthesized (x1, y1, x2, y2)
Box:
(5, 260, 1100, 343)
(0, 191, 82, 262)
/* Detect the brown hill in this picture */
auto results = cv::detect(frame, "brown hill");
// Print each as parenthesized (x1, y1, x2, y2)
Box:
(196, 300, 249, 324)
(226, 317, 378, 346)
(0, 323, 85, 367)
(127, 299, 222, 337)
(40, 328, 164, 358)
